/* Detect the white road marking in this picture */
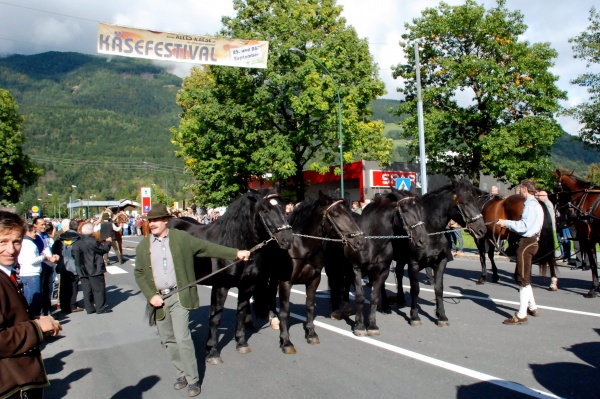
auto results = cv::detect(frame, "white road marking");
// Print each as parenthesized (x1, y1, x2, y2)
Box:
(316, 272, 600, 318)
(106, 265, 128, 274)
(223, 288, 560, 399)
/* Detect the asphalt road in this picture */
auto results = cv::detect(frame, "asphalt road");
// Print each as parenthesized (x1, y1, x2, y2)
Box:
(39, 235, 599, 399)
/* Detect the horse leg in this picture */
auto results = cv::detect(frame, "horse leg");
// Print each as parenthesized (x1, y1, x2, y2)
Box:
(548, 257, 558, 291)
(394, 260, 407, 308)
(326, 263, 344, 320)
(304, 277, 321, 345)
(340, 267, 353, 317)
(488, 242, 500, 283)
(352, 267, 367, 336)
(408, 264, 422, 327)
(584, 244, 599, 298)
(433, 261, 449, 327)
(206, 287, 228, 365)
(266, 277, 280, 330)
(476, 238, 487, 285)
(367, 273, 388, 335)
(234, 287, 252, 354)
(277, 282, 296, 354)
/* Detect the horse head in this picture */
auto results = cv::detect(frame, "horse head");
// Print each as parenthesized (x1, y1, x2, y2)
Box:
(394, 192, 426, 248)
(450, 180, 486, 239)
(318, 191, 365, 252)
(251, 186, 293, 250)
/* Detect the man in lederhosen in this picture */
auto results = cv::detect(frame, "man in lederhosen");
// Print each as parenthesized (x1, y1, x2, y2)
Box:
(497, 179, 544, 325)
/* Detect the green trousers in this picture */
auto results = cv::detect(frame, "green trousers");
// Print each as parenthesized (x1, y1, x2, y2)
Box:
(156, 294, 199, 384)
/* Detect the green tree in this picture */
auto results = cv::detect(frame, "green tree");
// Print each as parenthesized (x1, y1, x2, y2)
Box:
(392, 0, 566, 186)
(586, 163, 600, 186)
(0, 89, 41, 204)
(566, 7, 600, 148)
(172, 0, 391, 205)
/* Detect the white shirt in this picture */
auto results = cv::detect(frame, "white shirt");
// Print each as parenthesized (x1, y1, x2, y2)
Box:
(18, 237, 45, 277)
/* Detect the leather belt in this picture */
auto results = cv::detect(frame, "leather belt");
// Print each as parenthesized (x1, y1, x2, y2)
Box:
(159, 286, 177, 295)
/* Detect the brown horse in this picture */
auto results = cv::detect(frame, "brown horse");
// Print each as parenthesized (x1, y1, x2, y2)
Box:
(555, 170, 600, 297)
(473, 190, 559, 290)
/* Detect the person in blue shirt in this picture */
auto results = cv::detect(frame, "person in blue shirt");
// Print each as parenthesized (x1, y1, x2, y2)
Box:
(497, 179, 544, 325)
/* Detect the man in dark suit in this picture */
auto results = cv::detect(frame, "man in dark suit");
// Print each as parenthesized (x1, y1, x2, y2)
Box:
(0, 211, 61, 399)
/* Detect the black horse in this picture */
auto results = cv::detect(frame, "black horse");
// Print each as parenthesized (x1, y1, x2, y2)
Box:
(392, 180, 487, 327)
(254, 191, 365, 354)
(168, 187, 294, 364)
(326, 189, 427, 336)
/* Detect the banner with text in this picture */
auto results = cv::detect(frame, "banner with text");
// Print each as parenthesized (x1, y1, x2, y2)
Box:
(98, 23, 269, 69)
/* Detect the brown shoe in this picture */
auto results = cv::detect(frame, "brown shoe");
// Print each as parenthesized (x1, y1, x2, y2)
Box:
(503, 312, 528, 325)
(72, 307, 84, 313)
(527, 308, 540, 317)
(187, 382, 201, 397)
(173, 376, 188, 390)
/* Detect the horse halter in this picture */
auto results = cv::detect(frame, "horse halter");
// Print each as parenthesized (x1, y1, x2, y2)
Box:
(454, 196, 483, 232)
(258, 194, 292, 242)
(321, 199, 364, 248)
(396, 196, 425, 243)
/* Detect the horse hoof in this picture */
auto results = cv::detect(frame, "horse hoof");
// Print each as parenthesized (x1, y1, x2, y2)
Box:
(206, 356, 223, 365)
(330, 310, 342, 320)
(281, 346, 297, 355)
(367, 329, 380, 336)
(476, 278, 485, 285)
(381, 308, 392, 315)
(583, 291, 598, 299)
(436, 320, 450, 327)
(410, 320, 422, 327)
(548, 286, 558, 292)
(236, 345, 252, 354)
(307, 336, 320, 345)
(493, 276, 500, 283)
(269, 316, 280, 330)
(353, 329, 368, 337)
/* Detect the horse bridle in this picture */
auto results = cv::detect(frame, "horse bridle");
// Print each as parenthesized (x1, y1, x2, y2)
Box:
(556, 179, 600, 222)
(258, 194, 292, 243)
(454, 195, 483, 233)
(396, 196, 425, 244)
(321, 199, 364, 249)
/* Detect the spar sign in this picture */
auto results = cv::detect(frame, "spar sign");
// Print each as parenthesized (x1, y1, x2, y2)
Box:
(370, 170, 417, 189)
(98, 23, 269, 69)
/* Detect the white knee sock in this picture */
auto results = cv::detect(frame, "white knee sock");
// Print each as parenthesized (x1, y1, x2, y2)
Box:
(526, 284, 537, 310)
(517, 286, 529, 319)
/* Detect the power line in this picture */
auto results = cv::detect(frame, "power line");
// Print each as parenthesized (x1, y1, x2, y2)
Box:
(30, 156, 187, 175)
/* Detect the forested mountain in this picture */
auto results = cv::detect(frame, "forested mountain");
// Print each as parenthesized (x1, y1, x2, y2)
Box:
(0, 52, 187, 213)
(0, 52, 598, 213)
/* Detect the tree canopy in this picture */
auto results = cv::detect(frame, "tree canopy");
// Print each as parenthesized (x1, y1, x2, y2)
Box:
(0, 89, 40, 204)
(567, 7, 600, 148)
(392, 0, 566, 186)
(172, 0, 391, 205)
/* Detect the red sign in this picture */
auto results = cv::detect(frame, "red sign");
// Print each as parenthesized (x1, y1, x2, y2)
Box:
(140, 187, 152, 215)
(370, 170, 417, 188)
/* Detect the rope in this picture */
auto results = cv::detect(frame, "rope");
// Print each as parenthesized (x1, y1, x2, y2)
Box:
(159, 238, 275, 301)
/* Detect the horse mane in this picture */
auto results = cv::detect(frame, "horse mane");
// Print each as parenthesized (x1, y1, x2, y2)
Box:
(208, 188, 273, 248)
(289, 198, 319, 229)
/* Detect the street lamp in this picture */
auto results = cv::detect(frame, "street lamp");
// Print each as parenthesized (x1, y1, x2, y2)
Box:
(289, 47, 344, 197)
(69, 185, 77, 219)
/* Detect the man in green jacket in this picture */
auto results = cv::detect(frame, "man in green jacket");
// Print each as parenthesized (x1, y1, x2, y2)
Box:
(134, 204, 250, 397)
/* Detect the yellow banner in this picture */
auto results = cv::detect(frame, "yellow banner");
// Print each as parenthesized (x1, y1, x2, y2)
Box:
(97, 23, 269, 69)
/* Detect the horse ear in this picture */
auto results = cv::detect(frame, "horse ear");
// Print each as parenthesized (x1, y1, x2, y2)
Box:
(318, 190, 330, 203)
(332, 188, 341, 198)
(273, 182, 281, 194)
